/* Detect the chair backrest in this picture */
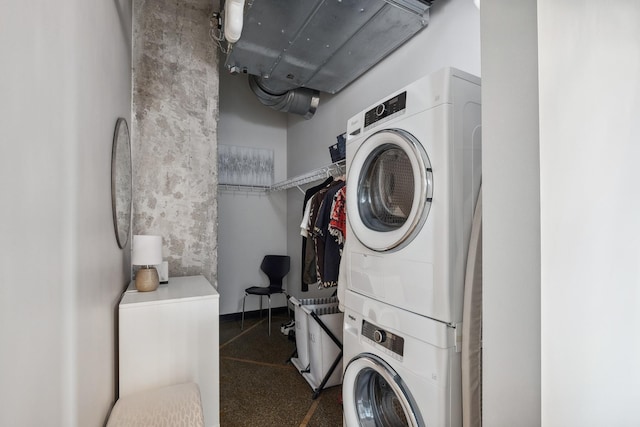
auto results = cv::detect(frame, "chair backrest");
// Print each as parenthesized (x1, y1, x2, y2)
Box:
(260, 255, 291, 290)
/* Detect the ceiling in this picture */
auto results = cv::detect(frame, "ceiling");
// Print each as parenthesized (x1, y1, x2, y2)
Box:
(219, 0, 432, 116)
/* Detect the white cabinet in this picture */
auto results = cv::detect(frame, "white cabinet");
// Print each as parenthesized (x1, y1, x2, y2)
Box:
(119, 275, 220, 427)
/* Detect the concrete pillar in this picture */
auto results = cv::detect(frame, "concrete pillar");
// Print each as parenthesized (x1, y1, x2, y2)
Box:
(132, 0, 219, 283)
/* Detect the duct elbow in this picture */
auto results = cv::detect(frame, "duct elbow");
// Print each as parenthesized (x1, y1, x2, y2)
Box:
(248, 75, 320, 119)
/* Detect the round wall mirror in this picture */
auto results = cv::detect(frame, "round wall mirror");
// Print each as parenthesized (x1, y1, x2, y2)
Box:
(111, 117, 132, 249)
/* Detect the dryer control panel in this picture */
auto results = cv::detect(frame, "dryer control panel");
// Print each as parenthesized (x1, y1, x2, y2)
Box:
(364, 91, 407, 130)
(362, 320, 404, 357)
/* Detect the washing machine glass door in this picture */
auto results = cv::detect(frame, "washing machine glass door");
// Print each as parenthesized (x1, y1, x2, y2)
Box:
(343, 353, 423, 427)
(347, 129, 433, 252)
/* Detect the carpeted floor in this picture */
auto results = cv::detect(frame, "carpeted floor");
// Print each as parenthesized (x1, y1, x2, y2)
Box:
(219, 312, 344, 427)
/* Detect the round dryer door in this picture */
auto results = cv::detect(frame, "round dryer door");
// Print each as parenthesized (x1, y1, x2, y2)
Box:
(347, 129, 433, 252)
(343, 353, 424, 427)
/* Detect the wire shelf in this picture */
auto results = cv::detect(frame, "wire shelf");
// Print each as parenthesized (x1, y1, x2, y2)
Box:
(218, 160, 345, 194)
(269, 160, 345, 193)
(218, 184, 270, 193)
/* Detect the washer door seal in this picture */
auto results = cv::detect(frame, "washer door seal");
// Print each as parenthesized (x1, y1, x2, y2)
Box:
(346, 129, 433, 252)
(343, 353, 424, 427)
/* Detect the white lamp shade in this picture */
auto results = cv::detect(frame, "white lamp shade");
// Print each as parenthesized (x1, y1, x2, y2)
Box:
(132, 235, 163, 266)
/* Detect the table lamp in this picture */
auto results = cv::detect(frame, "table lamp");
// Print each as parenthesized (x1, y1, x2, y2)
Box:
(132, 235, 163, 292)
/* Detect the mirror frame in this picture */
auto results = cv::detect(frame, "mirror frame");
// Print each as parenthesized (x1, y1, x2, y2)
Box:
(111, 117, 133, 249)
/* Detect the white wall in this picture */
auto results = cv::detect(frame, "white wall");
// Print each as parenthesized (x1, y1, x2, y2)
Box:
(538, 2, 640, 425)
(482, 1, 640, 425)
(284, 0, 481, 298)
(480, 1, 541, 425)
(0, 1, 132, 425)
(217, 70, 289, 315)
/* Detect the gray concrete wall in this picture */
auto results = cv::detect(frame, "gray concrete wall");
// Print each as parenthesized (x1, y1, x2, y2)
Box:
(132, 0, 219, 284)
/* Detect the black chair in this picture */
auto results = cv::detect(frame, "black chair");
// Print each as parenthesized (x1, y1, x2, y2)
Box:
(241, 255, 291, 335)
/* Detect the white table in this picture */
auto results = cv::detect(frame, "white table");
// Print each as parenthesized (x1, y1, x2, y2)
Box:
(119, 275, 219, 427)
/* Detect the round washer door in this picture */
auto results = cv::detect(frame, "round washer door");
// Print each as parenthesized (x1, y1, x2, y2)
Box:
(346, 129, 433, 252)
(343, 353, 424, 427)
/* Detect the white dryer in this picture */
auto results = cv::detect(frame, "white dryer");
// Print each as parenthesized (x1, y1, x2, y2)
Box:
(345, 67, 481, 324)
(342, 290, 461, 427)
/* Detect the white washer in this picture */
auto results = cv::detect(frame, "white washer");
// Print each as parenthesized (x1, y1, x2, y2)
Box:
(345, 67, 481, 324)
(342, 290, 461, 427)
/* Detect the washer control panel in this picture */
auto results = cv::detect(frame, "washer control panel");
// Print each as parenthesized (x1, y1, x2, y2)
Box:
(364, 91, 407, 129)
(362, 320, 404, 357)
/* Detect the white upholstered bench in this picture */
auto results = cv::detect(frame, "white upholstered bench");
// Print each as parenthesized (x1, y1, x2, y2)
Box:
(107, 382, 204, 427)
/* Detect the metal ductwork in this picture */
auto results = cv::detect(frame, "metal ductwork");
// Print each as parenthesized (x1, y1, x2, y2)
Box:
(218, 0, 432, 119)
(248, 75, 320, 120)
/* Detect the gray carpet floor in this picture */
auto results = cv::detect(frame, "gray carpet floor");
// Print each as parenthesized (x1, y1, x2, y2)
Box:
(219, 312, 344, 426)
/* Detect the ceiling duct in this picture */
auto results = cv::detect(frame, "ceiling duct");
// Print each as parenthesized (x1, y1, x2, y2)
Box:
(219, 0, 432, 118)
(248, 75, 320, 120)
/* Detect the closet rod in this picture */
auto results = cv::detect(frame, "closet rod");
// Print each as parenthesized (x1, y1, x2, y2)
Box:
(269, 160, 345, 193)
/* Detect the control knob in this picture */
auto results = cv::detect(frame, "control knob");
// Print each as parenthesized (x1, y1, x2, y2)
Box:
(373, 329, 386, 343)
(375, 104, 386, 116)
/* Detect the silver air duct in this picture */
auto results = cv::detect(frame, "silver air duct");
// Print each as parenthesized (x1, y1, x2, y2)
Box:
(248, 75, 320, 120)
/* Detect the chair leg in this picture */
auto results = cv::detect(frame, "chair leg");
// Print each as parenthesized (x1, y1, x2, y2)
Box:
(259, 296, 263, 319)
(268, 295, 272, 336)
(241, 293, 246, 330)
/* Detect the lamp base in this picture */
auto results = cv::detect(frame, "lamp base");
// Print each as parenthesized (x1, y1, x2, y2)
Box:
(135, 266, 159, 292)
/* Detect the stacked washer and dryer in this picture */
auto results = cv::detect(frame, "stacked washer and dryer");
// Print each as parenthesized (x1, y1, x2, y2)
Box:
(341, 67, 483, 427)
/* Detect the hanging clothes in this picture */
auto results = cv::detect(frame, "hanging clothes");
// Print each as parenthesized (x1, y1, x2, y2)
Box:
(303, 180, 341, 287)
(328, 185, 346, 249)
(312, 180, 345, 288)
(300, 177, 334, 291)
